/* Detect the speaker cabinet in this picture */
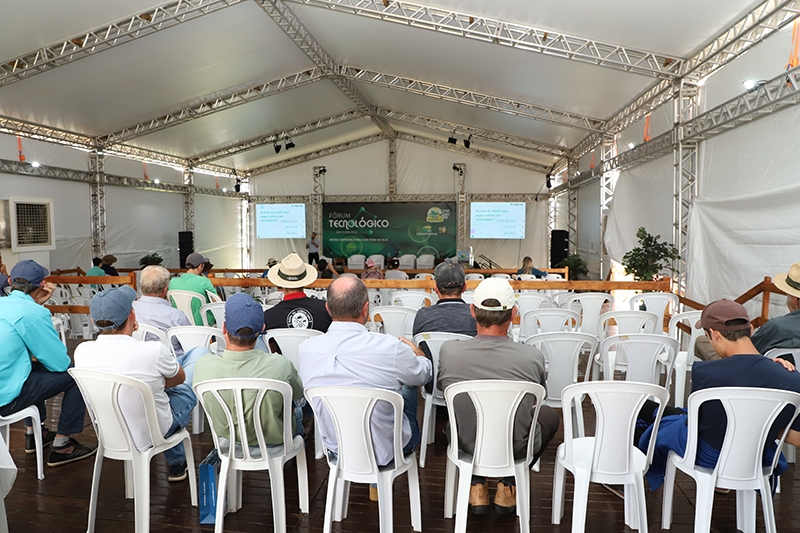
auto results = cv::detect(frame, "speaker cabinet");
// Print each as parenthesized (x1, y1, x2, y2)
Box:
(178, 231, 193, 269)
(550, 229, 569, 268)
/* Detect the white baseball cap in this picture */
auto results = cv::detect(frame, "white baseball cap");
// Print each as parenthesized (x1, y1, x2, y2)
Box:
(473, 277, 515, 311)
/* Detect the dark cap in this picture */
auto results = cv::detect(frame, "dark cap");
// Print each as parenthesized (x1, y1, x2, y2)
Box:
(10, 260, 49, 287)
(90, 286, 137, 331)
(225, 293, 264, 337)
(695, 299, 751, 331)
(434, 262, 466, 290)
(185, 252, 206, 269)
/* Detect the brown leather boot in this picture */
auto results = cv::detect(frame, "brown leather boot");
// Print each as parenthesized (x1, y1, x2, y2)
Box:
(493, 481, 517, 515)
(469, 482, 490, 514)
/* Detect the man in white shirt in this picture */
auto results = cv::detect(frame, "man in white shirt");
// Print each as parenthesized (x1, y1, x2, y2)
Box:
(299, 276, 432, 468)
(74, 286, 197, 482)
(306, 231, 320, 266)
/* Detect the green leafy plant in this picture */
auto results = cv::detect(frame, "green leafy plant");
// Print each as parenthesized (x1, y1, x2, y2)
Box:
(621, 227, 679, 281)
(555, 253, 589, 280)
(138, 253, 164, 268)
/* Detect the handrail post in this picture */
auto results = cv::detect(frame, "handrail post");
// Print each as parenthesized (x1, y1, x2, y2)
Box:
(762, 276, 772, 323)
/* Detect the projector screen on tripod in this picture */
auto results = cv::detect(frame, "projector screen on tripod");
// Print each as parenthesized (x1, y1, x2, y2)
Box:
(256, 203, 306, 239)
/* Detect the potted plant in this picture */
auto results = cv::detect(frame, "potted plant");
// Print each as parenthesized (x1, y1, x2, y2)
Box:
(138, 253, 164, 268)
(555, 253, 589, 280)
(621, 227, 679, 282)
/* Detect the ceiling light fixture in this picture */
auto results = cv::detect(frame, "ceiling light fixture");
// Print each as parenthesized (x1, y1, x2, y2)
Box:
(545, 173, 552, 189)
(153, 179, 160, 184)
(274, 142, 282, 154)
(463, 135, 472, 149)
(628, 142, 635, 150)
(448, 132, 457, 144)
(30, 161, 40, 168)
(742, 79, 756, 91)
(222, 187, 228, 192)
(285, 138, 295, 150)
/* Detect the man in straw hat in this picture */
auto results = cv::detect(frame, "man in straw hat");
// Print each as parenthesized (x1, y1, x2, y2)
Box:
(264, 252, 331, 333)
(751, 262, 800, 354)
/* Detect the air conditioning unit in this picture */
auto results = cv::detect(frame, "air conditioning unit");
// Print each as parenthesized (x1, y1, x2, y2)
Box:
(9, 196, 56, 252)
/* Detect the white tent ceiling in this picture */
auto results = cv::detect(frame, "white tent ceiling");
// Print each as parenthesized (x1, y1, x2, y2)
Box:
(0, 0, 768, 176)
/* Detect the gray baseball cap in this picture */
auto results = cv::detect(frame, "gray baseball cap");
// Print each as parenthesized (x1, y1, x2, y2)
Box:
(434, 262, 466, 290)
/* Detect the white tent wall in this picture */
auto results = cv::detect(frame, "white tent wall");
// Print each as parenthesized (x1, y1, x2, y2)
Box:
(0, 172, 92, 271)
(617, 102, 672, 151)
(0, 132, 87, 171)
(576, 180, 602, 278)
(104, 155, 184, 185)
(194, 195, 242, 268)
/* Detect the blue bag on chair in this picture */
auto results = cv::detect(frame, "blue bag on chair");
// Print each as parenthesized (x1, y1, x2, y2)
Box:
(199, 449, 226, 524)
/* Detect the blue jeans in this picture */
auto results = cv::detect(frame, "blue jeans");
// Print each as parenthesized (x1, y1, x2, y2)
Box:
(161, 346, 204, 467)
(401, 385, 421, 454)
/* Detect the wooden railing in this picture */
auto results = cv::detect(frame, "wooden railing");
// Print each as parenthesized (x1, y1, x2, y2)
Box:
(677, 276, 787, 329)
(44, 274, 136, 315)
(117, 266, 571, 278)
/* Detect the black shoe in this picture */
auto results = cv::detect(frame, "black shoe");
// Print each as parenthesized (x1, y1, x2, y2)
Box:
(25, 428, 56, 454)
(168, 461, 188, 482)
(46, 438, 97, 467)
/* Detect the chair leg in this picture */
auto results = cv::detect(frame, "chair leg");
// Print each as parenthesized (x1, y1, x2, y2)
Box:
(124, 460, 135, 499)
(633, 476, 649, 533)
(407, 461, 422, 531)
(661, 459, 677, 530)
(131, 455, 151, 533)
(267, 458, 287, 533)
(419, 399, 433, 468)
(296, 448, 309, 513)
(314, 419, 324, 460)
(693, 475, 716, 533)
(552, 459, 566, 525)
(333, 479, 349, 522)
(454, 464, 473, 533)
(735, 489, 756, 533)
(444, 458, 457, 519)
(376, 474, 394, 533)
(31, 418, 44, 480)
(574, 395, 586, 438)
(322, 467, 338, 533)
(215, 460, 231, 533)
(759, 476, 778, 533)
(191, 405, 204, 435)
(183, 435, 197, 506)
(86, 449, 104, 533)
(570, 469, 591, 533)
(515, 466, 530, 533)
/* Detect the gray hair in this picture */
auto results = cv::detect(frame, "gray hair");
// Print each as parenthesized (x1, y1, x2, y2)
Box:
(327, 276, 368, 320)
(140, 265, 171, 295)
(10, 281, 38, 295)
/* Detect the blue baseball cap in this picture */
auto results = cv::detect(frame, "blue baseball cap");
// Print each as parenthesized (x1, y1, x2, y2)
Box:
(90, 286, 137, 331)
(225, 293, 264, 337)
(10, 260, 49, 287)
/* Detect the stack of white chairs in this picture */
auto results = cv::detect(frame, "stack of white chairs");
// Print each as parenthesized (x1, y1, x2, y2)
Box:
(67, 295, 98, 339)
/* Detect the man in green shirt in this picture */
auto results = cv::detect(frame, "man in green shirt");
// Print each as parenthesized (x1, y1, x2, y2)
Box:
(86, 258, 106, 291)
(193, 293, 304, 446)
(168, 252, 215, 325)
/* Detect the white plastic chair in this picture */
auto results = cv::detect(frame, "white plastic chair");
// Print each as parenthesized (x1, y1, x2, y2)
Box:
(516, 293, 554, 316)
(132, 323, 169, 345)
(68, 368, 197, 533)
(566, 293, 613, 337)
(389, 290, 433, 309)
(398, 254, 416, 270)
(305, 386, 422, 533)
(414, 272, 434, 280)
(490, 273, 511, 279)
(443, 380, 546, 533)
(416, 254, 435, 270)
(630, 292, 679, 333)
(265, 291, 284, 306)
(76, 286, 97, 299)
(412, 332, 471, 468)
(367, 289, 382, 307)
(464, 273, 484, 281)
(193, 378, 309, 533)
(369, 306, 417, 338)
(662, 387, 800, 533)
(598, 334, 679, 386)
(668, 311, 704, 408)
(200, 302, 226, 327)
(591, 310, 660, 380)
(205, 289, 223, 303)
(461, 290, 475, 304)
(366, 254, 385, 270)
(167, 289, 206, 326)
(0, 430, 15, 533)
(67, 295, 98, 339)
(553, 291, 575, 308)
(347, 254, 366, 270)
(519, 308, 580, 340)
(263, 328, 323, 369)
(51, 316, 67, 347)
(0, 406, 44, 480)
(553, 381, 670, 533)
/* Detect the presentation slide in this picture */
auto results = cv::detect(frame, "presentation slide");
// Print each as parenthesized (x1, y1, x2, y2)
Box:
(470, 202, 526, 239)
(255, 203, 306, 239)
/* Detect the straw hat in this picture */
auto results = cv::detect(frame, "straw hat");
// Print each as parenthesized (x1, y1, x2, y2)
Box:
(267, 252, 318, 288)
(773, 263, 800, 299)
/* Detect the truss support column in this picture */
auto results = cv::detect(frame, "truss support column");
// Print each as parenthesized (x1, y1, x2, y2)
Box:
(599, 134, 617, 279)
(453, 163, 467, 252)
(89, 151, 106, 257)
(183, 168, 195, 233)
(388, 137, 397, 195)
(312, 166, 325, 239)
(240, 185, 251, 269)
(567, 161, 578, 256)
(673, 81, 700, 295)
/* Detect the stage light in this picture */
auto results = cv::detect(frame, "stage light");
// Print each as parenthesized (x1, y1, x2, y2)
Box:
(234, 178, 241, 193)
(448, 133, 457, 144)
(274, 142, 281, 154)
(743, 79, 756, 91)
(222, 187, 228, 192)
(285, 138, 295, 150)
(30, 161, 40, 168)
(154, 179, 160, 184)
(628, 142, 635, 149)
(463, 135, 471, 149)
(545, 173, 552, 189)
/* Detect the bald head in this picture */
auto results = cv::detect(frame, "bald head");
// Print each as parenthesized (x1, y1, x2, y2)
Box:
(140, 265, 171, 296)
(327, 276, 368, 321)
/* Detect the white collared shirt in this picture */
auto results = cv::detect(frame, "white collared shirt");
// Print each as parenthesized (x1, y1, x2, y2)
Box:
(299, 321, 432, 465)
(133, 295, 192, 356)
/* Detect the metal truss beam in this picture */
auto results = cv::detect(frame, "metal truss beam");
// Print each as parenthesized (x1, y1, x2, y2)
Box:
(0, 0, 246, 87)
(387, 137, 397, 195)
(183, 168, 195, 232)
(567, 161, 578, 255)
(470, 193, 547, 201)
(89, 152, 107, 257)
(673, 82, 699, 295)
(286, 0, 684, 78)
(99, 68, 325, 145)
(249, 134, 386, 175)
(377, 108, 567, 157)
(340, 66, 605, 132)
(190, 108, 363, 165)
(396, 132, 551, 173)
(599, 135, 616, 278)
(453, 163, 467, 251)
(0, 115, 94, 149)
(252, 0, 395, 137)
(311, 166, 325, 234)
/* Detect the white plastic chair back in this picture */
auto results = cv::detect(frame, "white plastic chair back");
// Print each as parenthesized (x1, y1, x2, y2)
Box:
(76, 286, 97, 299)
(51, 316, 67, 347)
(367, 289, 382, 306)
(599, 310, 659, 340)
(368, 306, 416, 338)
(464, 273, 484, 281)
(554, 381, 669, 533)
(524, 332, 598, 408)
(52, 286, 71, 304)
(193, 378, 309, 532)
(630, 292, 678, 332)
(516, 274, 537, 281)
(668, 310, 704, 408)
(516, 293, 554, 316)
(68, 368, 197, 532)
(416, 255, 435, 270)
(398, 254, 416, 270)
(347, 254, 366, 270)
(461, 290, 475, 304)
(764, 347, 800, 361)
(366, 254, 385, 270)
(265, 291, 284, 306)
(263, 328, 323, 368)
(520, 308, 580, 339)
(546, 273, 563, 280)
(389, 290, 433, 309)
(166, 325, 225, 356)
(67, 295, 97, 339)
(566, 292, 613, 336)
(304, 386, 422, 533)
(132, 323, 169, 345)
(167, 289, 206, 326)
(600, 334, 679, 385)
(662, 387, 800, 533)
(552, 291, 574, 308)
(205, 289, 223, 303)
(0, 405, 43, 480)
(490, 273, 511, 279)
(414, 272, 434, 280)
(200, 302, 226, 327)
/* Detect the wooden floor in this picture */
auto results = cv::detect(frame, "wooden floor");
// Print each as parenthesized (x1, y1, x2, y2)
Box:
(5, 344, 800, 532)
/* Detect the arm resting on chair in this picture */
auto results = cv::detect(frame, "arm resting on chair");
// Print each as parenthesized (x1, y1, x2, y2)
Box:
(165, 366, 186, 389)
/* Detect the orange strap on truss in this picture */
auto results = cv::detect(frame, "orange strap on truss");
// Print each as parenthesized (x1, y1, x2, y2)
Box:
(215, 176, 220, 189)
(643, 114, 651, 142)
(142, 161, 149, 180)
(17, 136, 25, 162)
(788, 20, 800, 70)
(589, 150, 595, 169)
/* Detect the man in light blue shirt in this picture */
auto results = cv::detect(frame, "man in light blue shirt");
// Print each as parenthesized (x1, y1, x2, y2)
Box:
(0, 260, 96, 467)
(299, 276, 432, 467)
(133, 265, 193, 358)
